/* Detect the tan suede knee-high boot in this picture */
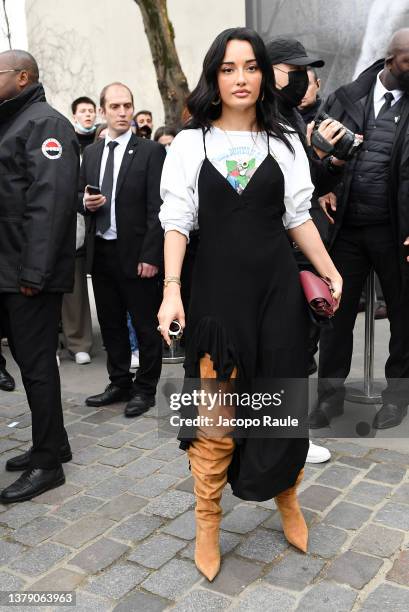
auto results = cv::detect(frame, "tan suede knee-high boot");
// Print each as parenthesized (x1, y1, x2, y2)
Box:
(275, 468, 308, 553)
(187, 354, 236, 581)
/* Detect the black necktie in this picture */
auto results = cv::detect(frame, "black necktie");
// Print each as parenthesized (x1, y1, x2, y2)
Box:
(377, 91, 394, 119)
(96, 140, 119, 234)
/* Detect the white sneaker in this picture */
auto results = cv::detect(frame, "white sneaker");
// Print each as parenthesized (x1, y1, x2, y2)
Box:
(130, 350, 140, 369)
(75, 352, 91, 365)
(306, 441, 331, 464)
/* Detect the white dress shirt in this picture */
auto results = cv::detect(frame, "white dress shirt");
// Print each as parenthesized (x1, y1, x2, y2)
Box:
(373, 71, 404, 118)
(159, 127, 313, 241)
(97, 128, 132, 240)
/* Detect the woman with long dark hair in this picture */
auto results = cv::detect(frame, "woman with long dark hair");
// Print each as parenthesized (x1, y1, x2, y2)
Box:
(158, 27, 342, 581)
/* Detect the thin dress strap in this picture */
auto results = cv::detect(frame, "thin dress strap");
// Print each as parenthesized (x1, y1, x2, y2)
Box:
(202, 128, 208, 159)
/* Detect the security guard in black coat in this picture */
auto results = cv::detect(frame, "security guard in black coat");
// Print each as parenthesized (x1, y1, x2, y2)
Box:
(0, 50, 79, 503)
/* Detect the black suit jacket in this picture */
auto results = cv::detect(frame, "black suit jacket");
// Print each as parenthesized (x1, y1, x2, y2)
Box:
(78, 133, 166, 277)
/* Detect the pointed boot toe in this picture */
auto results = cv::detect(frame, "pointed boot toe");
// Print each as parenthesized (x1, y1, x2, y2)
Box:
(275, 468, 309, 553)
(194, 524, 221, 581)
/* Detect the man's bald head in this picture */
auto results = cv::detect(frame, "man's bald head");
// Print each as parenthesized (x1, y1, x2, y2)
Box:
(0, 50, 39, 82)
(0, 50, 39, 103)
(387, 29, 409, 58)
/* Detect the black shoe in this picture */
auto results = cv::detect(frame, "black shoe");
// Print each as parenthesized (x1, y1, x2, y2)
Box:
(308, 399, 344, 429)
(6, 444, 72, 472)
(0, 466, 65, 504)
(373, 403, 408, 429)
(125, 394, 155, 417)
(0, 367, 15, 392)
(86, 384, 132, 407)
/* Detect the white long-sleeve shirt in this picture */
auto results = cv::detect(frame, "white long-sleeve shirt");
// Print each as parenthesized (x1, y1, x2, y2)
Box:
(159, 126, 313, 240)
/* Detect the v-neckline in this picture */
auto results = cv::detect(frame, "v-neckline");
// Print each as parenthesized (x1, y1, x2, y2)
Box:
(203, 154, 273, 199)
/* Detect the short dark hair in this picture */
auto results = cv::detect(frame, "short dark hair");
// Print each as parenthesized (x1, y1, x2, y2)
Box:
(71, 96, 96, 114)
(100, 82, 134, 109)
(307, 66, 319, 81)
(135, 109, 152, 120)
(153, 125, 178, 141)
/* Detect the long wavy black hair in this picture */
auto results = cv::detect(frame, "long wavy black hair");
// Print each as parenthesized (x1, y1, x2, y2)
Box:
(185, 27, 293, 151)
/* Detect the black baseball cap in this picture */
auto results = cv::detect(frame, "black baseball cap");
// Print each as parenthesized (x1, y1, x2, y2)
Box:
(266, 38, 324, 67)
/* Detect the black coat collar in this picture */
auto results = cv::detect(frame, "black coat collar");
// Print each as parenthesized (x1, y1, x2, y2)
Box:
(0, 82, 46, 122)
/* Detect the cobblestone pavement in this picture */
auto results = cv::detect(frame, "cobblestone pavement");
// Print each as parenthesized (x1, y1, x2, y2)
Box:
(0, 315, 408, 611)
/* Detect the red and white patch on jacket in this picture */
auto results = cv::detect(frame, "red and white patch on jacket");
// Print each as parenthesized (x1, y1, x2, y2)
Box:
(41, 138, 62, 159)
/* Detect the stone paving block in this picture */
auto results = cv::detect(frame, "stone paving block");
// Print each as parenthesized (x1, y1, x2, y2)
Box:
(128, 533, 186, 568)
(391, 483, 409, 504)
(162, 510, 196, 540)
(0, 570, 25, 590)
(98, 431, 136, 448)
(68, 464, 115, 487)
(345, 481, 392, 507)
(148, 442, 184, 462)
(265, 550, 325, 590)
(367, 448, 409, 466)
(235, 584, 296, 611)
(316, 464, 360, 488)
(141, 558, 201, 599)
(236, 528, 288, 562)
(171, 589, 231, 611)
(308, 523, 349, 558)
(0, 391, 27, 407)
(221, 505, 270, 534)
(366, 463, 406, 485)
(386, 550, 409, 586)
(96, 493, 147, 521)
(220, 488, 241, 514)
(159, 454, 190, 478)
(71, 444, 110, 465)
(92, 423, 123, 437)
(12, 515, 66, 545)
(325, 550, 383, 589)
(82, 409, 118, 424)
(70, 435, 97, 451)
(85, 563, 149, 599)
(299, 484, 340, 511)
(325, 501, 372, 530)
(130, 431, 163, 450)
(119, 456, 164, 479)
(0, 501, 48, 528)
(29, 568, 84, 591)
(113, 590, 170, 612)
(207, 556, 263, 596)
(144, 490, 195, 518)
(0, 404, 28, 419)
(176, 476, 194, 493)
(33, 483, 81, 505)
(86, 475, 135, 499)
(98, 447, 142, 467)
(53, 495, 104, 521)
(263, 508, 318, 532)
(54, 515, 114, 548)
(374, 502, 409, 530)
(130, 473, 179, 498)
(69, 537, 129, 573)
(180, 530, 242, 560)
(10, 542, 70, 576)
(296, 581, 357, 612)
(126, 418, 156, 434)
(66, 422, 99, 437)
(323, 440, 368, 457)
(110, 513, 164, 543)
(0, 540, 26, 565)
(351, 524, 404, 558)
(9, 427, 32, 442)
(360, 584, 409, 611)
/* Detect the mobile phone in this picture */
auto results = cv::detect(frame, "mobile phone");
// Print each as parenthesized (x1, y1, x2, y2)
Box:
(87, 185, 101, 195)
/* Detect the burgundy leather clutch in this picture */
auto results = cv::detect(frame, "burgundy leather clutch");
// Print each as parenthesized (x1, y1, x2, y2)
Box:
(299, 271, 336, 318)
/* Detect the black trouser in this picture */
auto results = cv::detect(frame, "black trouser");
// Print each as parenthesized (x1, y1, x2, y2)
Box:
(0, 292, 68, 468)
(318, 224, 409, 405)
(92, 238, 162, 396)
(0, 346, 6, 371)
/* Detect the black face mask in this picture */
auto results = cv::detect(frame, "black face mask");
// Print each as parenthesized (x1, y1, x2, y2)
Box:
(138, 125, 152, 139)
(390, 66, 409, 93)
(279, 69, 309, 108)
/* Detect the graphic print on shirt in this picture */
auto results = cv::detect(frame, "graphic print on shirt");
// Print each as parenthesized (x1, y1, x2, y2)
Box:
(226, 158, 256, 194)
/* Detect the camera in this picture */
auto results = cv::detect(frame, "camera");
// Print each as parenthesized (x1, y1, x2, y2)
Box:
(311, 112, 363, 161)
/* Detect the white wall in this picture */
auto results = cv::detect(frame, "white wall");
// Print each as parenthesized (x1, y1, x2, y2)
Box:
(25, 0, 245, 127)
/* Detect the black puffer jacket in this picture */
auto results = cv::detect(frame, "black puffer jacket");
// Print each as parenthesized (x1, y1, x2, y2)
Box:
(0, 83, 79, 292)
